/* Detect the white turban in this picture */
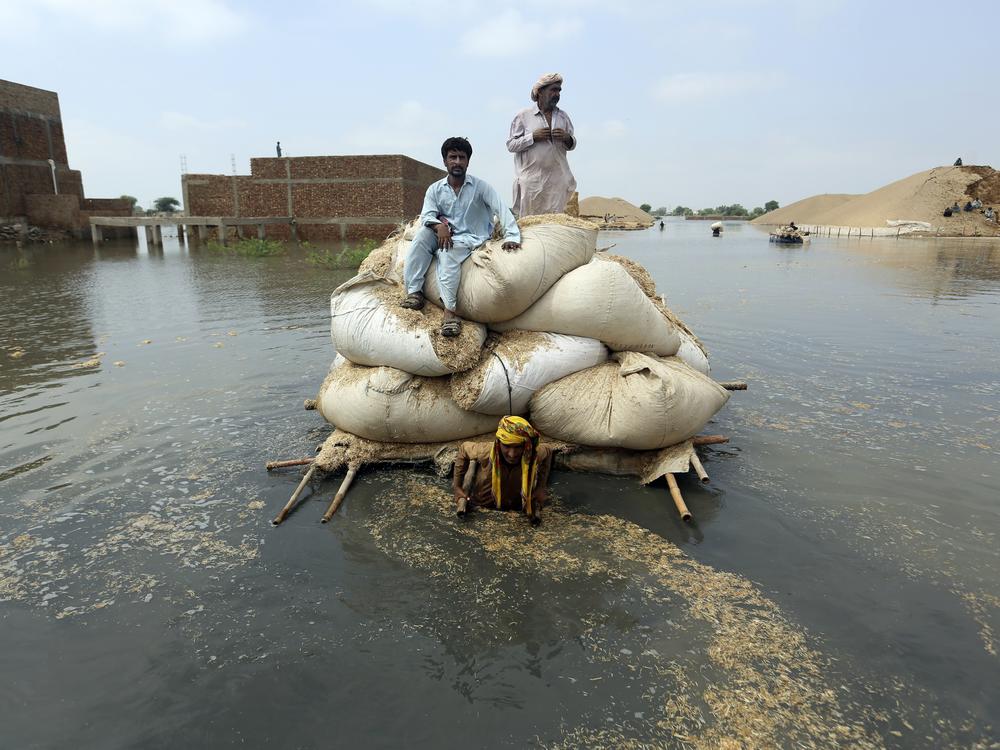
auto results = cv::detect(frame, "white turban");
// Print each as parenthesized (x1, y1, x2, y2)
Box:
(531, 73, 563, 102)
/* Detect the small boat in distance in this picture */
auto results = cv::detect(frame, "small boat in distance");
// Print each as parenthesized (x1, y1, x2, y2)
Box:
(769, 224, 809, 244)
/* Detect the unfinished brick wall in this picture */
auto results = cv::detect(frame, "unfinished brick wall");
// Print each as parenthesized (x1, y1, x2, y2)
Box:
(0, 79, 105, 229)
(26, 194, 80, 229)
(183, 154, 445, 240)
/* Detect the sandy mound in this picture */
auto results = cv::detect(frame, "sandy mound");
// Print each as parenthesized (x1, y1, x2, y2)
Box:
(753, 166, 1000, 231)
(580, 196, 654, 227)
(751, 194, 857, 226)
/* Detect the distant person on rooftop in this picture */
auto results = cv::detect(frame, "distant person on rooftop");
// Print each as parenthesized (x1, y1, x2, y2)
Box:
(507, 73, 577, 217)
(943, 206, 953, 217)
(954, 157, 963, 166)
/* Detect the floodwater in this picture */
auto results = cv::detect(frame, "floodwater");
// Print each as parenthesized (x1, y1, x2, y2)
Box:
(1, 219, 998, 748)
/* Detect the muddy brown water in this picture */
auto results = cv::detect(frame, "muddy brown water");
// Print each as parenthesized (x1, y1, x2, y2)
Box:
(1, 220, 998, 748)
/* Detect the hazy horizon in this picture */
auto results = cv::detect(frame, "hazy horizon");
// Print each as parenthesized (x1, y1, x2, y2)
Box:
(2, 0, 994, 212)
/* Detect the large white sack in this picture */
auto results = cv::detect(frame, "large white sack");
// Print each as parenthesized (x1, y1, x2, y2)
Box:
(317, 361, 499, 443)
(330, 272, 485, 376)
(493, 257, 681, 355)
(676, 328, 710, 375)
(451, 330, 608, 415)
(530, 352, 730, 450)
(393, 217, 598, 323)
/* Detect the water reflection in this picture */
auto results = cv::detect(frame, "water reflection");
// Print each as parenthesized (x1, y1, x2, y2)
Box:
(1, 226, 998, 748)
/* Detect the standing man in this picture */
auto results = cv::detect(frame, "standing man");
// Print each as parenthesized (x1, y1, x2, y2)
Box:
(507, 73, 577, 217)
(276, 141, 282, 157)
(401, 137, 521, 337)
(453, 416, 553, 526)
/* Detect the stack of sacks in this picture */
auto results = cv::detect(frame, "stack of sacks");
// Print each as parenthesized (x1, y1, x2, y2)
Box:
(317, 214, 726, 449)
(318, 216, 600, 442)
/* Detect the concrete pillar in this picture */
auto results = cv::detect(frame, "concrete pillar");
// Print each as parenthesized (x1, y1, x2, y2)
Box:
(176, 224, 185, 241)
(90, 224, 102, 244)
(152, 225, 162, 245)
(197, 225, 208, 242)
(218, 223, 227, 245)
(257, 224, 265, 240)
(144, 226, 154, 246)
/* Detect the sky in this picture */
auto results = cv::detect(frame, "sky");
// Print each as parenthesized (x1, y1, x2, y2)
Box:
(1, 0, 995, 212)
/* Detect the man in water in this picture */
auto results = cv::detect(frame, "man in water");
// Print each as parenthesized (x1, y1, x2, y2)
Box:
(507, 73, 577, 217)
(453, 416, 553, 526)
(401, 137, 521, 337)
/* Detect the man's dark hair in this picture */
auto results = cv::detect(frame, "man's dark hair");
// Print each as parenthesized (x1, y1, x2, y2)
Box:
(441, 137, 473, 160)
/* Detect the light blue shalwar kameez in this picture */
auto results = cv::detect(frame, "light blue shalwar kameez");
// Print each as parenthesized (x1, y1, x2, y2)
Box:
(404, 174, 521, 311)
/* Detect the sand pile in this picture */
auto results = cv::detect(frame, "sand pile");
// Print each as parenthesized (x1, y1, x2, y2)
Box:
(753, 165, 1000, 232)
(579, 196, 654, 228)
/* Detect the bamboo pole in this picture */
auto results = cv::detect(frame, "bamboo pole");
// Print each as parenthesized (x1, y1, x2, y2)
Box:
(689, 451, 709, 483)
(321, 467, 358, 523)
(692, 434, 729, 446)
(272, 465, 317, 525)
(457, 460, 478, 516)
(266, 457, 315, 471)
(665, 473, 692, 522)
(717, 381, 748, 391)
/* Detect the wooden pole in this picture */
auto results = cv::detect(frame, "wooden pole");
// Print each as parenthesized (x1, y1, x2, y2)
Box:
(717, 381, 747, 391)
(272, 465, 316, 525)
(692, 435, 729, 446)
(321, 467, 358, 523)
(457, 459, 478, 516)
(689, 451, 709, 483)
(266, 457, 315, 471)
(665, 473, 692, 522)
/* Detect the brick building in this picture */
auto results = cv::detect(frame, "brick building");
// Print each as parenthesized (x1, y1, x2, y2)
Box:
(182, 155, 446, 241)
(0, 78, 132, 237)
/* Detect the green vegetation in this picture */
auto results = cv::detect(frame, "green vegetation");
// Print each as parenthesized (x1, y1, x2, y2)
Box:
(120, 195, 139, 211)
(306, 239, 377, 269)
(153, 196, 180, 213)
(669, 200, 778, 218)
(205, 238, 286, 257)
(639, 203, 652, 213)
(651, 206, 668, 217)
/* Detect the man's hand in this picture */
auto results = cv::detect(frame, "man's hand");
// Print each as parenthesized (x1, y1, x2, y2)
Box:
(501, 241, 521, 252)
(436, 223, 453, 249)
(550, 128, 572, 146)
(454, 489, 470, 517)
(531, 127, 551, 142)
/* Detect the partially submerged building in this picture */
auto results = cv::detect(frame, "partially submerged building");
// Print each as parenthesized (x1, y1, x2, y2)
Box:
(0, 79, 133, 238)
(182, 155, 445, 241)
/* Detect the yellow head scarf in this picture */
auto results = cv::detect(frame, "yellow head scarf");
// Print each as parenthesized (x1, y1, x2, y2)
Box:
(490, 416, 541, 516)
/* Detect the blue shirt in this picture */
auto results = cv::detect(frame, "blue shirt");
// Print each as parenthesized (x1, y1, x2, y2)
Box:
(419, 174, 521, 248)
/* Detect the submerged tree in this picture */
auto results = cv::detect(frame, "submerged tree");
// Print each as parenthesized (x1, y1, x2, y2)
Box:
(153, 197, 181, 213)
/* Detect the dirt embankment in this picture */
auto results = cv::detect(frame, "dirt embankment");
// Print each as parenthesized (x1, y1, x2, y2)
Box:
(752, 166, 1000, 235)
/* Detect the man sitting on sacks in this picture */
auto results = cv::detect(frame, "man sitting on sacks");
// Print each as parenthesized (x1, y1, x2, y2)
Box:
(401, 136, 521, 337)
(453, 416, 553, 526)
